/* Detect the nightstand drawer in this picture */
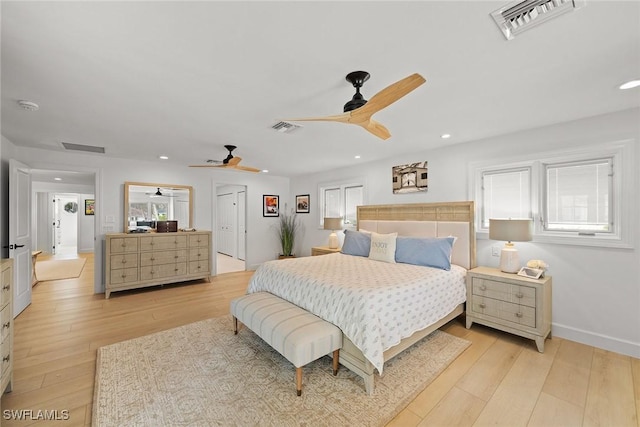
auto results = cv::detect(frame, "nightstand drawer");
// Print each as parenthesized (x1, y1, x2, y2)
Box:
(470, 296, 536, 328)
(472, 277, 536, 308)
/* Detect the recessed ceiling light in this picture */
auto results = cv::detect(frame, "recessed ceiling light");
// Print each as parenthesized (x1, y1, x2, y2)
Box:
(441, 134, 451, 139)
(17, 100, 39, 111)
(54, 177, 62, 181)
(261, 170, 269, 173)
(159, 155, 169, 160)
(355, 155, 361, 159)
(619, 80, 640, 90)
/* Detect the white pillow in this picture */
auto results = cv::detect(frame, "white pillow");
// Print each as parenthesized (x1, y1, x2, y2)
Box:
(368, 232, 398, 263)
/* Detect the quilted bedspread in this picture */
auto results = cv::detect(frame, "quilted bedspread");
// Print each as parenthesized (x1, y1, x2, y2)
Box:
(246, 253, 467, 374)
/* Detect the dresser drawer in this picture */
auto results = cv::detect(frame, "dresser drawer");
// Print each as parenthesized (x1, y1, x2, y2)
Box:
(189, 234, 209, 248)
(1, 337, 9, 377)
(140, 235, 187, 251)
(470, 295, 536, 328)
(140, 250, 187, 266)
(110, 254, 138, 270)
(0, 266, 10, 309)
(110, 237, 139, 254)
(140, 263, 187, 281)
(1, 305, 11, 343)
(109, 267, 139, 285)
(188, 247, 209, 261)
(189, 260, 209, 275)
(472, 277, 536, 308)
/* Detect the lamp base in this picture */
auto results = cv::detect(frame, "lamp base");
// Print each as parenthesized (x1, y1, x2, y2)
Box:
(499, 245, 520, 273)
(328, 232, 339, 249)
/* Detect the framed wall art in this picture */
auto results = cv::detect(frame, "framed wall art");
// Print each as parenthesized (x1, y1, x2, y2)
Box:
(295, 194, 310, 213)
(392, 161, 428, 194)
(263, 195, 279, 217)
(85, 199, 95, 215)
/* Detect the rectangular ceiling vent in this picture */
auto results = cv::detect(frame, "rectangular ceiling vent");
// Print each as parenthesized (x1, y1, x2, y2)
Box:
(60, 142, 106, 154)
(271, 121, 302, 134)
(491, 0, 585, 40)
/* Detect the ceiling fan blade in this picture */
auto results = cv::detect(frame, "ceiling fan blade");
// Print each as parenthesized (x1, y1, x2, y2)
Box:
(227, 156, 242, 166)
(360, 119, 391, 140)
(234, 165, 261, 173)
(351, 73, 426, 120)
(189, 164, 223, 168)
(284, 112, 352, 124)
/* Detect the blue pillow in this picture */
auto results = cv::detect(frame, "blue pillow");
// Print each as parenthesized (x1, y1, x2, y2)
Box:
(341, 230, 371, 257)
(395, 236, 455, 270)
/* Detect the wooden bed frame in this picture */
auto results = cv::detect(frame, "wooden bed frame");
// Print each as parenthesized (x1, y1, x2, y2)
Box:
(341, 201, 476, 395)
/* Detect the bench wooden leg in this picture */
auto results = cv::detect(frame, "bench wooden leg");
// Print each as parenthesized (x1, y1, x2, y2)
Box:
(233, 317, 238, 335)
(296, 367, 302, 396)
(332, 349, 339, 376)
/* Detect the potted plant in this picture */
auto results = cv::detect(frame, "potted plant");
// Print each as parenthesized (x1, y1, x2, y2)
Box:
(276, 213, 300, 259)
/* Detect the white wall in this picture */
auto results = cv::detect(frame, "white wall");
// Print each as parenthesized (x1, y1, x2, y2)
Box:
(291, 108, 640, 358)
(0, 140, 290, 293)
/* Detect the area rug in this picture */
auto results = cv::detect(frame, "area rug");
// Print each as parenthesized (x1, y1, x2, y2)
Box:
(35, 258, 86, 281)
(93, 316, 470, 427)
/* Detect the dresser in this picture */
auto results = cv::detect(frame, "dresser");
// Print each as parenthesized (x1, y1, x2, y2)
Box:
(465, 266, 552, 352)
(105, 231, 211, 298)
(1, 259, 13, 395)
(311, 246, 341, 256)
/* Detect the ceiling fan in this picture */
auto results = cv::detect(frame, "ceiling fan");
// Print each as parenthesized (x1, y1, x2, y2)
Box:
(146, 187, 178, 197)
(284, 71, 426, 140)
(190, 145, 261, 173)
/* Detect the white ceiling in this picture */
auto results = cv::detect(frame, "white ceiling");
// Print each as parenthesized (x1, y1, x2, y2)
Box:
(2, 1, 639, 178)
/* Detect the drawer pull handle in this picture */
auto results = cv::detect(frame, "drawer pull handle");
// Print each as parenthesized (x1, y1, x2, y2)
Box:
(479, 285, 487, 291)
(516, 292, 524, 299)
(150, 271, 155, 275)
(2, 321, 10, 329)
(2, 355, 9, 363)
(515, 312, 523, 318)
(151, 257, 155, 261)
(121, 274, 127, 278)
(121, 259, 126, 264)
(2, 285, 9, 291)
(175, 268, 179, 272)
(174, 255, 179, 259)
(479, 303, 486, 309)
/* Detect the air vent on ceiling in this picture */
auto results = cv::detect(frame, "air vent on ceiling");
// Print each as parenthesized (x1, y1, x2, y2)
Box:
(271, 121, 302, 134)
(491, 0, 585, 40)
(60, 142, 105, 154)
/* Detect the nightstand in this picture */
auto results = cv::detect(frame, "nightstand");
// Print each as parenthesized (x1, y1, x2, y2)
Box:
(466, 266, 552, 352)
(311, 246, 341, 256)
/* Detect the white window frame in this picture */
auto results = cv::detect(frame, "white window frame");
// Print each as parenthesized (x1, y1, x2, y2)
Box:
(469, 140, 634, 249)
(317, 177, 366, 230)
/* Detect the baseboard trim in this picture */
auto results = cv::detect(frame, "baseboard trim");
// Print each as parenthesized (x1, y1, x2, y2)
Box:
(553, 322, 640, 358)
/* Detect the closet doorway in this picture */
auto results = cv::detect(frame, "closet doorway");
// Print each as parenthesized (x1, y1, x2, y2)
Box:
(216, 184, 246, 274)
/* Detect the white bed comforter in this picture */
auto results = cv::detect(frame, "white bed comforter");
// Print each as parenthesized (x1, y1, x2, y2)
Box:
(246, 253, 467, 374)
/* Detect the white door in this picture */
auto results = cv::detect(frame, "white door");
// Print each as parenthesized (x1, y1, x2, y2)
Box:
(238, 190, 246, 261)
(216, 193, 235, 256)
(9, 159, 32, 317)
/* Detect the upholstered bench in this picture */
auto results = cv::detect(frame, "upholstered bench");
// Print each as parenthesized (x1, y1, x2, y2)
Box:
(230, 292, 342, 396)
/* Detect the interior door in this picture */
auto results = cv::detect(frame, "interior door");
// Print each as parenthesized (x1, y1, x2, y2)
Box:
(9, 159, 32, 317)
(238, 190, 246, 261)
(216, 193, 235, 257)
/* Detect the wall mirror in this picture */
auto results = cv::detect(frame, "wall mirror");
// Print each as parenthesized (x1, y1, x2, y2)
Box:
(123, 182, 193, 233)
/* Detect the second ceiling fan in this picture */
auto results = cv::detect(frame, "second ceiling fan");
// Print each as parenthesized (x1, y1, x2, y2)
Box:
(189, 145, 261, 173)
(285, 71, 426, 140)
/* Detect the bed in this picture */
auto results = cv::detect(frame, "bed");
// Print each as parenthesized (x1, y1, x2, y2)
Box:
(247, 201, 476, 394)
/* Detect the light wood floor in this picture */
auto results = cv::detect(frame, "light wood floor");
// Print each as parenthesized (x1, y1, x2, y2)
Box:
(1, 253, 638, 426)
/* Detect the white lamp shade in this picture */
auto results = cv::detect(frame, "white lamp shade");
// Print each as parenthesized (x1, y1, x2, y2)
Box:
(323, 217, 342, 231)
(489, 219, 533, 273)
(489, 219, 533, 242)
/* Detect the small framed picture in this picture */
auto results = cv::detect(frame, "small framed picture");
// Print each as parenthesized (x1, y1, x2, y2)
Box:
(517, 266, 544, 279)
(263, 195, 279, 217)
(85, 199, 95, 216)
(295, 194, 310, 213)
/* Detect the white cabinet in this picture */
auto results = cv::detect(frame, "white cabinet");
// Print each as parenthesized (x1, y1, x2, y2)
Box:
(466, 266, 552, 352)
(105, 231, 211, 298)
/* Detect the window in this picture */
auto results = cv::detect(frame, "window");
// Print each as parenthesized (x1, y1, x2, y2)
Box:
(471, 141, 633, 248)
(318, 179, 365, 228)
(544, 158, 612, 233)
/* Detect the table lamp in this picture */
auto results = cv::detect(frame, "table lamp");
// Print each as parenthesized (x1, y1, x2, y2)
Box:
(489, 218, 533, 273)
(323, 217, 342, 249)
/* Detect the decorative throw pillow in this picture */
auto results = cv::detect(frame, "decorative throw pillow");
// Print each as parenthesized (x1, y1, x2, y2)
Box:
(395, 236, 455, 270)
(368, 232, 398, 263)
(341, 230, 372, 257)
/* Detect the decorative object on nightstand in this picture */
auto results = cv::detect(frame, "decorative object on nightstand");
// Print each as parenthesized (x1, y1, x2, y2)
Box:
(323, 217, 342, 249)
(311, 246, 342, 256)
(489, 218, 533, 273)
(466, 266, 552, 352)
